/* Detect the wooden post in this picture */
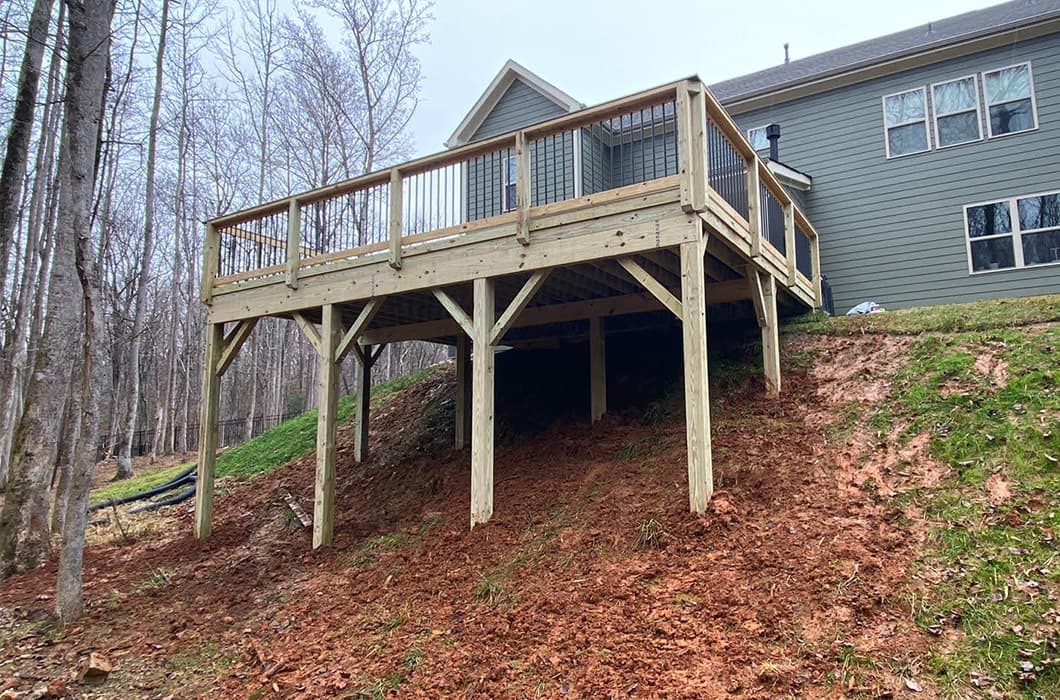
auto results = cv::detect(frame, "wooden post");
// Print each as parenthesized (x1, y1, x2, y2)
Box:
(784, 201, 796, 285)
(687, 82, 708, 212)
(676, 82, 693, 212)
(194, 323, 223, 539)
(746, 160, 762, 258)
(756, 272, 781, 397)
(471, 277, 495, 527)
(515, 132, 531, 245)
(285, 198, 301, 289)
(353, 343, 372, 463)
(455, 333, 471, 449)
(590, 316, 606, 423)
(389, 168, 402, 270)
(810, 231, 823, 308)
(200, 222, 219, 304)
(680, 241, 713, 513)
(313, 304, 341, 548)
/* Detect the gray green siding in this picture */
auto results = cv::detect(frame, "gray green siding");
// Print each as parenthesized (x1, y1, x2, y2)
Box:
(729, 32, 1060, 312)
(470, 78, 568, 142)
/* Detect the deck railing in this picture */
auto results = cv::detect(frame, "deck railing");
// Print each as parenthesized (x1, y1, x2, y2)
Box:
(202, 78, 822, 308)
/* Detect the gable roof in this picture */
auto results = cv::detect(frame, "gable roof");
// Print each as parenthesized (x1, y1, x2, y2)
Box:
(445, 59, 584, 148)
(711, 0, 1060, 107)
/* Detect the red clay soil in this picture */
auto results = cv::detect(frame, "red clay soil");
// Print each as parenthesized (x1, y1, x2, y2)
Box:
(0, 336, 939, 699)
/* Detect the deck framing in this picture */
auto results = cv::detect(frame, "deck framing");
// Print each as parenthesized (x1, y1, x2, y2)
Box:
(193, 78, 824, 547)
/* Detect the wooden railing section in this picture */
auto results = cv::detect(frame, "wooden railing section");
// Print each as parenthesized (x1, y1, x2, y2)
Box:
(201, 78, 822, 309)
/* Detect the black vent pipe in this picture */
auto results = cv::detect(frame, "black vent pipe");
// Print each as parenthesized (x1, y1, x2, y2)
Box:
(766, 123, 781, 161)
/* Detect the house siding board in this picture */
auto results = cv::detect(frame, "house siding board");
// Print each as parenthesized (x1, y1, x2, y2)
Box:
(731, 32, 1060, 312)
(470, 78, 569, 142)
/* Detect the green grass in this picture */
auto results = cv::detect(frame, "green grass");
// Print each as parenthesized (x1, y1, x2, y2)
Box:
(91, 366, 440, 505)
(785, 294, 1060, 336)
(871, 322, 1060, 697)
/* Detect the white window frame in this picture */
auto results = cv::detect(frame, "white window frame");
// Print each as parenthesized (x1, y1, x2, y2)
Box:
(964, 188, 1060, 274)
(930, 74, 983, 149)
(501, 153, 517, 212)
(746, 125, 770, 152)
(982, 61, 1039, 139)
(882, 86, 931, 159)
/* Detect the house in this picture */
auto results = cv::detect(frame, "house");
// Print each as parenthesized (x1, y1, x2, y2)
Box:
(448, 0, 1060, 312)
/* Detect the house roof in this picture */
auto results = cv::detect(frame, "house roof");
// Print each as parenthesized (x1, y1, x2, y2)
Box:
(445, 59, 585, 148)
(710, 0, 1060, 105)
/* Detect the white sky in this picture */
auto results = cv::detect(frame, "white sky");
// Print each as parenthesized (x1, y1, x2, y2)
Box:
(407, 0, 1001, 156)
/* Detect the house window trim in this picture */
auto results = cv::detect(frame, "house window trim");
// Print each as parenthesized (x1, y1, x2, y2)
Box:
(882, 86, 932, 159)
(930, 74, 983, 150)
(501, 153, 517, 213)
(982, 61, 1039, 140)
(964, 188, 1060, 275)
(746, 125, 770, 152)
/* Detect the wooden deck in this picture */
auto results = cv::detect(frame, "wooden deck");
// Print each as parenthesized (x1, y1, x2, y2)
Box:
(193, 78, 823, 547)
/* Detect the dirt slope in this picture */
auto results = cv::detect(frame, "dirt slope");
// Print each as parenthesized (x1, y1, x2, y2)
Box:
(1, 334, 940, 699)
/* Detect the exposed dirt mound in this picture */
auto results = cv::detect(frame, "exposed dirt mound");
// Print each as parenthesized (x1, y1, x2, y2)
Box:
(0, 334, 943, 698)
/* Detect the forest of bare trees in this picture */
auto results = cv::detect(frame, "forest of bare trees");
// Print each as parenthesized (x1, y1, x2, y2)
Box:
(0, 0, 441, 620)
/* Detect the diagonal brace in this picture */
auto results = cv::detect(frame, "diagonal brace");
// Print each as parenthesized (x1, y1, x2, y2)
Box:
(433, 289, 475, 338)
(489, 269, 550, 345)
(217, 318, 258, 376)
(337, 298, 385, 362)
(292, 311, 322, 354)
(618, 257, 683, 321)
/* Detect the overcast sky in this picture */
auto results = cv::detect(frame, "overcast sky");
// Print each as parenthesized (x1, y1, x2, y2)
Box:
(407, 0, 1002, 155)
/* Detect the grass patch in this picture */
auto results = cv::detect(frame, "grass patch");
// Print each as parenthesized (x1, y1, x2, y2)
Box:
(90, 366, 440, 505)
(874, 322, 1060, 696)
(786, 294, 1060, 336)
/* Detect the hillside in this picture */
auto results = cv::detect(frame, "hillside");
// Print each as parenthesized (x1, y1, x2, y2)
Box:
(1, 296, 1059, 698)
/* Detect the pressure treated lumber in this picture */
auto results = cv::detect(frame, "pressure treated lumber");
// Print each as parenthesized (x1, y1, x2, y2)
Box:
(456, 333, 471, 450)
(217, 318, 258, 376)
(590, 316, 606, 423)
(618, 257, 683, 321)
(750, 271, 781, 397)
(680, 241, 712, 513)
(194, 323, 223, 539)
(313, 304, 341, 548)
(471, 277, 495, 527)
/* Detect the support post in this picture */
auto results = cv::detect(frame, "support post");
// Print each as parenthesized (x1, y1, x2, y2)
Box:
(389, 168, 403, 270)
(751, 271, 781, 397)
(680, 241, 713, 513)
(313, 304, 341, 548)
(285, 198, 301, 289)
(353, 343, 372, 463)
(810, 231, 823, 308)
(590, 316, 606, 423)
(194, 323, 223, 539)
(471, 277, 495, 527)
(455, 333, 471, 450)
(687, 82, 708, 212)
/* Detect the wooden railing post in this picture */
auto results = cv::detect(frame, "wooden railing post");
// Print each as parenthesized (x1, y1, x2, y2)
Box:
(286, 197, 301, 289)
(687, 82, 708, 212)
(200, 221, 219, 304)
(747, 159, 762, 258)
(676, 83, 693, 212)
(783, 202, 797, 285)
(515, 131, 531, 245)
(389, 168, 402, 270)
(811, 231, 824, 308)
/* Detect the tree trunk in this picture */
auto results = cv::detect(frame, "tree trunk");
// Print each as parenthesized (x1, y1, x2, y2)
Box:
(0, 0, 56, 297)
(115, 0, 169, 479)
(54, 0, 116, 623)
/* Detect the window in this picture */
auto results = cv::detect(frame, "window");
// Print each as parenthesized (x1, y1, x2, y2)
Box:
(747, 126, 769, 151)
(965, 190, 1060, 273)
(983, 63, 1037, 137)
(883, 87, 930, 157)
(932, 75, 982, 147)
(501, 155, 517, 212)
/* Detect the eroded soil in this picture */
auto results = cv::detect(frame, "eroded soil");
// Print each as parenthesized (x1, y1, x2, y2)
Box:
(0, 334, 947, 698)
